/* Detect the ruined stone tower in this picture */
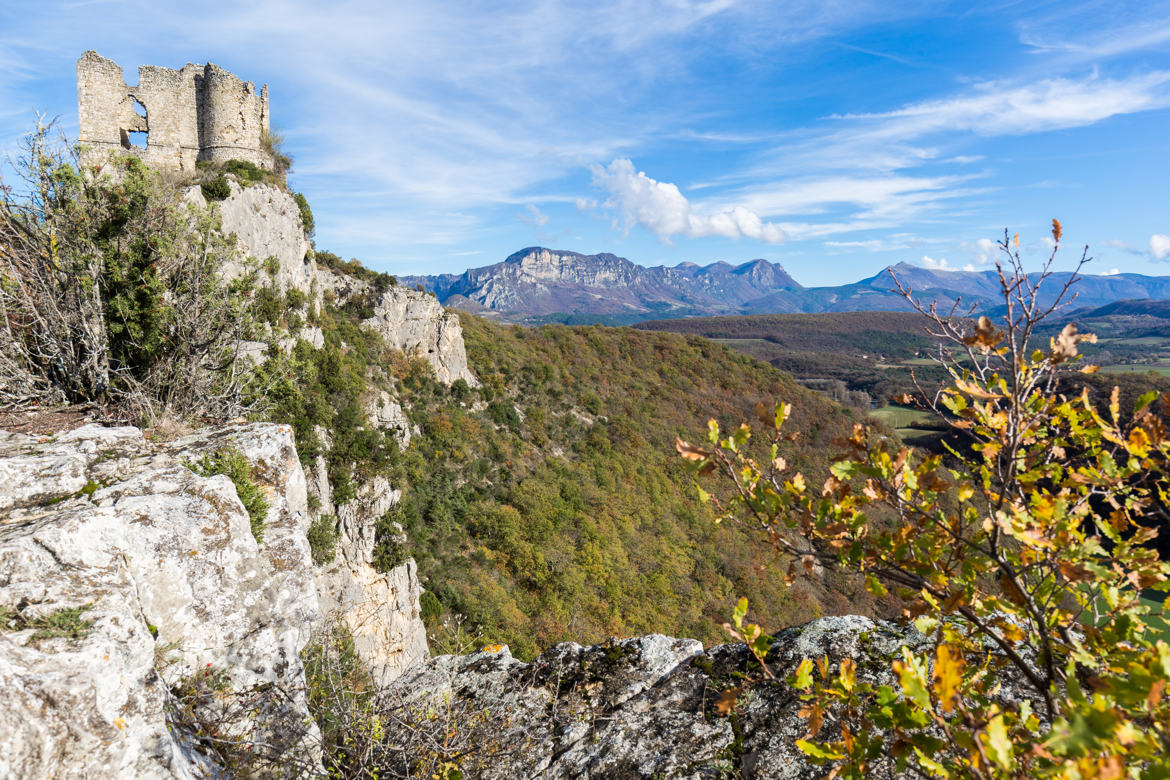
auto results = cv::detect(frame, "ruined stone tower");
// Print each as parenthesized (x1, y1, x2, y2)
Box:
(76, 51, 271, 172)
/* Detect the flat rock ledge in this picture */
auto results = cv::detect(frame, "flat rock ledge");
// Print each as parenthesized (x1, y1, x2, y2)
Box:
(0, 422, 319, 779)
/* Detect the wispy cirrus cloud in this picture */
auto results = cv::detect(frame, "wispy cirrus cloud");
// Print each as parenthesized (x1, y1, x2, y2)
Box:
(669, 69, 1170, 246)
(834, 72, 1170, 138)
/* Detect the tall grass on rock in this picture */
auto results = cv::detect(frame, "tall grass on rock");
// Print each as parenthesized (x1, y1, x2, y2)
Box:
(682, 224, 1170, 777)
(0, 121, 257, 422)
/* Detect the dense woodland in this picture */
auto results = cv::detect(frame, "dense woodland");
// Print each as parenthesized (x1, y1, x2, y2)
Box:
(272, 293, 895, 657)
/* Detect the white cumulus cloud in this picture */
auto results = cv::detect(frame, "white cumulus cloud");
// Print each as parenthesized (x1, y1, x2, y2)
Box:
(961, 237, 999, 265)
(592, 159, 786, 244)
(920, 254, 950, 270)
(1150, 234, 1170, 261)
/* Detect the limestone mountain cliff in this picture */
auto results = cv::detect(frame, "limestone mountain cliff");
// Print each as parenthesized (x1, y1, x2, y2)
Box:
(404, 247, 804, 321)
(408, 248, 1170, 323)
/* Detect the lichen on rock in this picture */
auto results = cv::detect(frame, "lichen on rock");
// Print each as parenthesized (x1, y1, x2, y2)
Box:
(0, 422, 320, 778)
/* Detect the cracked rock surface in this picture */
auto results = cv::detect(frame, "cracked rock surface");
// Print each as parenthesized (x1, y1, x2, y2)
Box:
(385, 617, 938, 779)
(0, 422, 319, 779)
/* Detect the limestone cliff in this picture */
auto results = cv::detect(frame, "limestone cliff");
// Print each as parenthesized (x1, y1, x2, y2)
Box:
(193, 178, 459, 683)
(0, 422, 319, 778)
(213, 179, 319, 299)
(384, 616, 1033, 779)
(362, 285, 477, 386)
(314, 473, 429, 684)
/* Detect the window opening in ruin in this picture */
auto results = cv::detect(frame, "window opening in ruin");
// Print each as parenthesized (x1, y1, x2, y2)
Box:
(127, 97, 148, 148)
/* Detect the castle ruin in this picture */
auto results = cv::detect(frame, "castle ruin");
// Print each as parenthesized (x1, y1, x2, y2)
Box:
(76, 50, 272, 172)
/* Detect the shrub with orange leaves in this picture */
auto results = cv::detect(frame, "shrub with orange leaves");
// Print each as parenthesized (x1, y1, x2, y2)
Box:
(680, 227, 1170, 778)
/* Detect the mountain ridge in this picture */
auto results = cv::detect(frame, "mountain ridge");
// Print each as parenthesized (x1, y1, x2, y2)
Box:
(403, 249, 1170, 323)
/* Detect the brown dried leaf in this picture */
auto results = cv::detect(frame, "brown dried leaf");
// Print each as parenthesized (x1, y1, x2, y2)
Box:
(1052, 218, 1062, 243)
(1058, 560, 1093, 583)
(714, 686, 743, 716)
(1048, 322, 1090, 364)
(1148, 679, 1166, 709)
(676, 438, 710, 461)
(962, 316, 1004, 351)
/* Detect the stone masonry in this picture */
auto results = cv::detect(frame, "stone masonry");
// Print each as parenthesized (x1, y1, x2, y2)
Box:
(77, 50, 271, 172)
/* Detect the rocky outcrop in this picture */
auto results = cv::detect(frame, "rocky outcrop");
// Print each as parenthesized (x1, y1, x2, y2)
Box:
(314, 473, 429, 685)
(363, 286, 478, 386)
(195, 179, 476, 388)
(0, 422, 319, 779)
(208, 180, 318, 299)
(385, 616, 935, 779)
(366, 390, 415, 447)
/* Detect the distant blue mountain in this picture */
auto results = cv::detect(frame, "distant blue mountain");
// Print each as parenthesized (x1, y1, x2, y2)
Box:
(402, 249, 1170, 323)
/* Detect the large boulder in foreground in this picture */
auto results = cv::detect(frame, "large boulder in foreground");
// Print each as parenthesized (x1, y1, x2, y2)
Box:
(0, 422, 319, 779)
(384, 616, 935, 779)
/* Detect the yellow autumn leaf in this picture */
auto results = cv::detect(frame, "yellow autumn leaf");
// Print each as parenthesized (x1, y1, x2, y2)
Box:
(933, 644, 964, 713)
(839, 657, 857, 691)
(983, 712, 1014, 770)
(1128, 427, 1150, 457)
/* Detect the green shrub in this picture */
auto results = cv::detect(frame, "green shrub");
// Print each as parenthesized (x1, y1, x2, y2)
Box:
(224, 158, 267, 185)
(285, 287, 308, 310)
(293, 192, 314, 238)
(252, 285, 284, 326)
(372, 508, 409, 572)
(0, 127, 258, 421)
(307, 514, 339, 565)
(201, 174, 231, 201)
(419, 591, 442, 625)
(313, 250, 395, 294)
(188, 448, 269, 543)
(261, 129, 292, 176)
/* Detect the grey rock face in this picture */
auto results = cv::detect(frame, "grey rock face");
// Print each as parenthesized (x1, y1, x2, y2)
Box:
(404, 247, 805, 320)
(314, 473, 429, 684)
(366, 390, 415, 447)
(210, 181, 318, 300)
(0, 422, 319, 779)
(363, 286, 478, 386)
(382, 617, 937, 779)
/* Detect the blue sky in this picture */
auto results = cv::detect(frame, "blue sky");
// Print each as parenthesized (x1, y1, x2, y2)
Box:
(2, 1, 1169, 285)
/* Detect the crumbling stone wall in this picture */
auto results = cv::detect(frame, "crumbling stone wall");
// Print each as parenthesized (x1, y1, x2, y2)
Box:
(76, 50, 271, 172)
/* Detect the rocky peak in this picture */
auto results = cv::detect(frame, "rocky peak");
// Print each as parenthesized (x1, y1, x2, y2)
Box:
(406, 248, 807, 320)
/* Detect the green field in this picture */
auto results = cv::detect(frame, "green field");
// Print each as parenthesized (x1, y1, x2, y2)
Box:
(871, 404, 937, 430)
(1100, 363, 1170, 377)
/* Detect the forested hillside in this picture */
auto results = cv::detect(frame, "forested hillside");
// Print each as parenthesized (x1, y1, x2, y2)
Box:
(387, 317, 890, 658)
